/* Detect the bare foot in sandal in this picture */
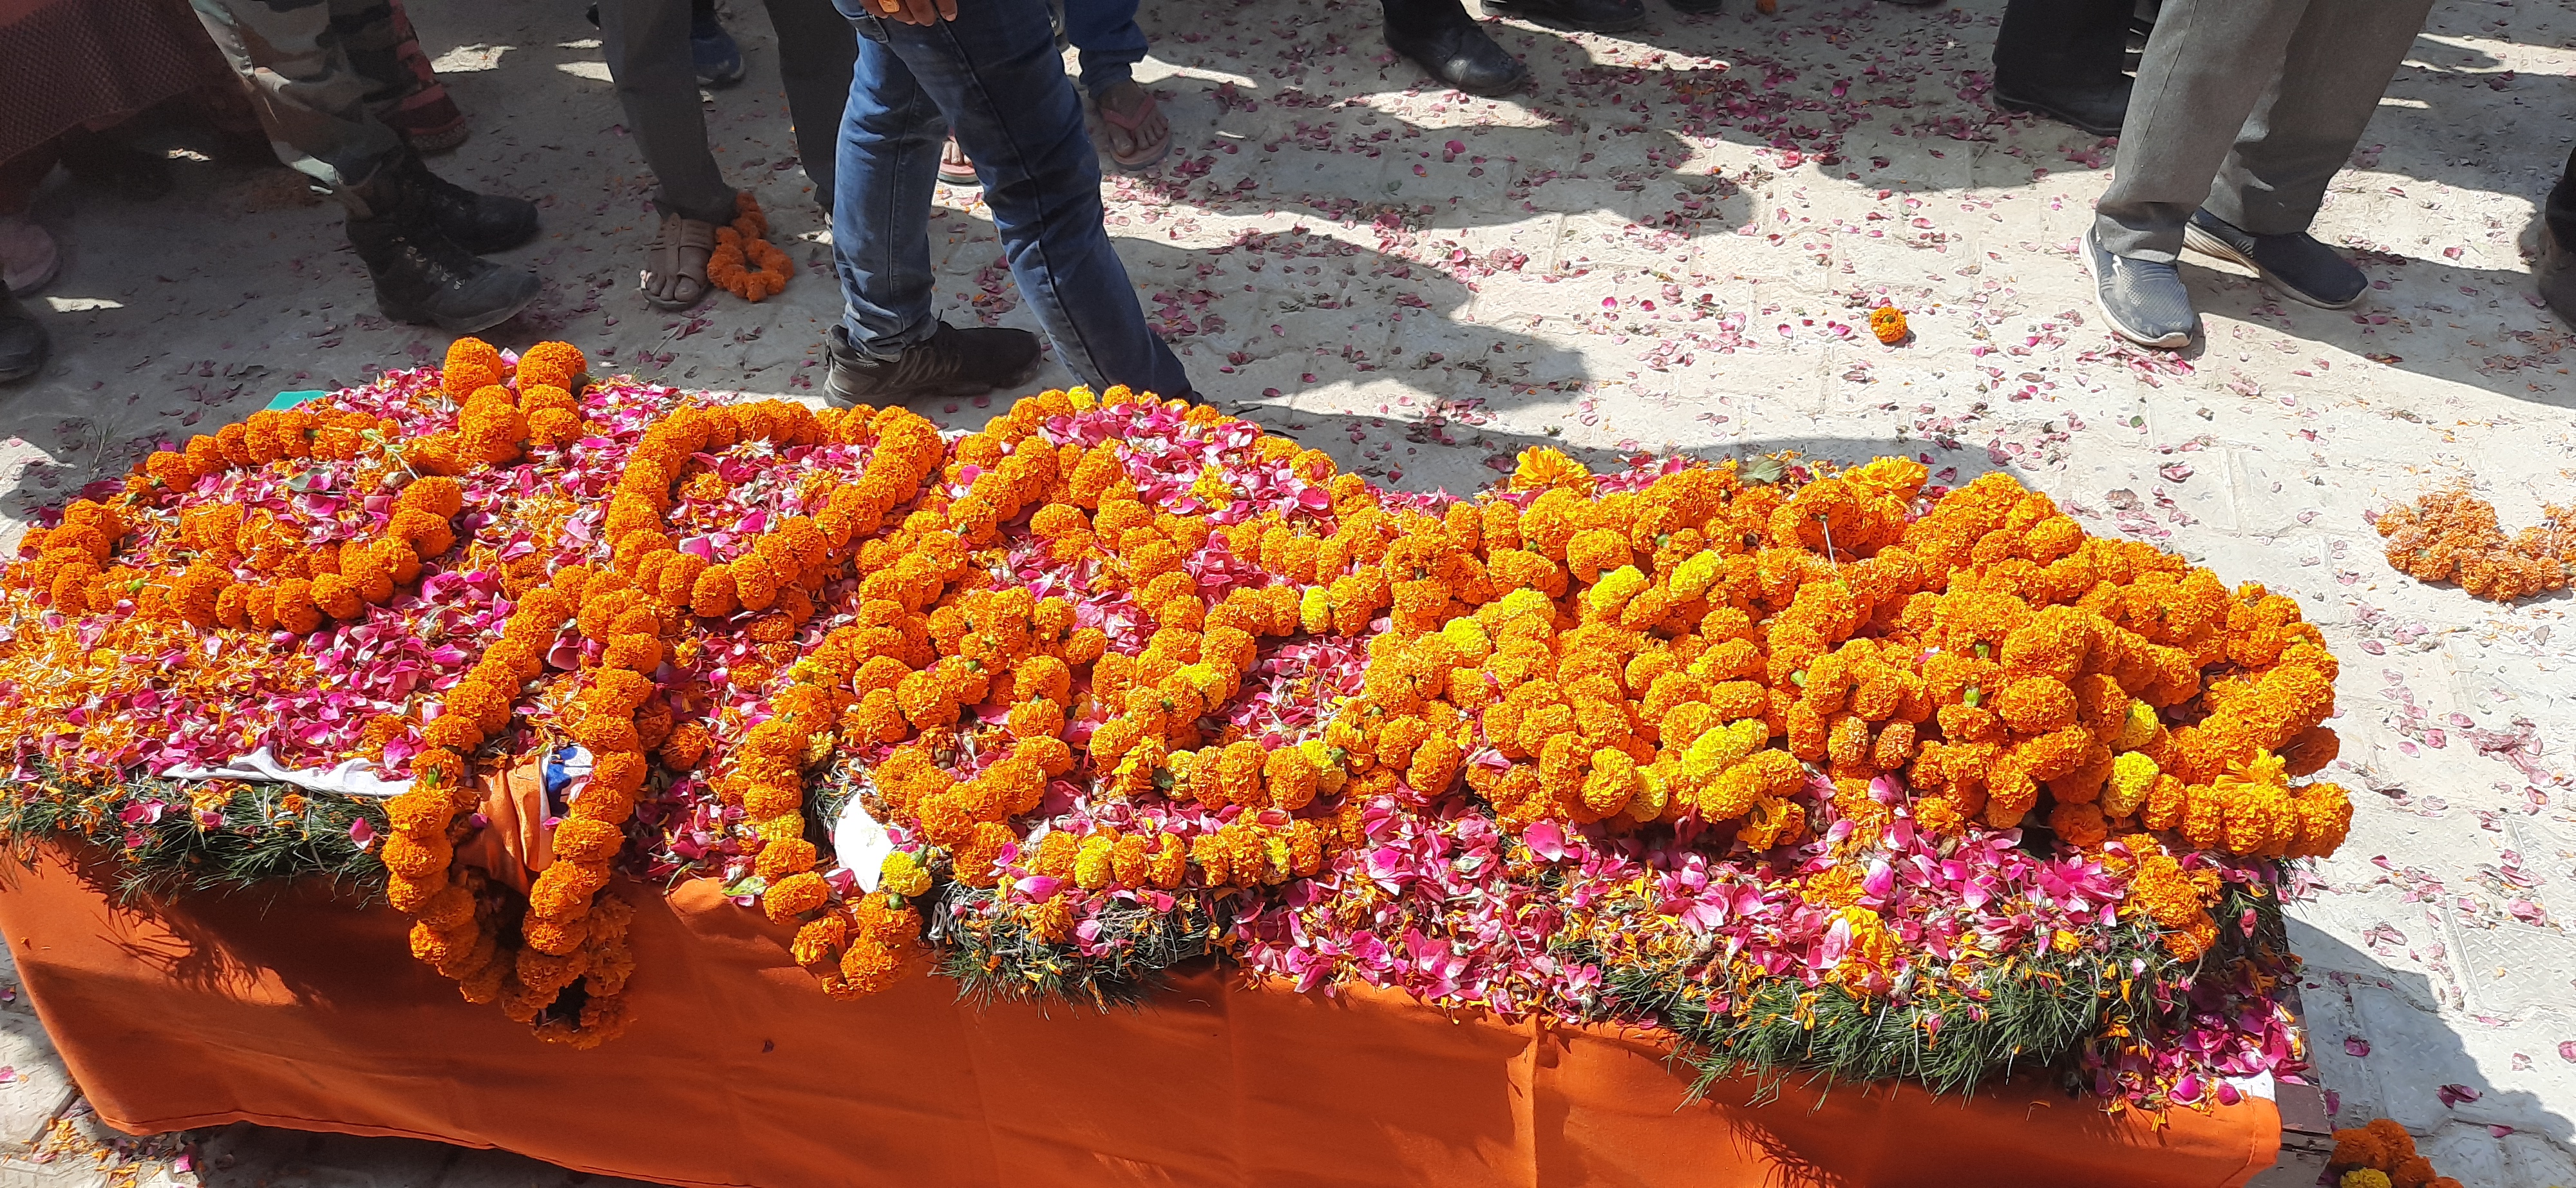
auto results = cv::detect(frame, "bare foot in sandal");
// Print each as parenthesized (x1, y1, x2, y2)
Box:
(640, 211, 719, 311)
(1095, 81, 1171, 173)
(938, 134, 980, 187)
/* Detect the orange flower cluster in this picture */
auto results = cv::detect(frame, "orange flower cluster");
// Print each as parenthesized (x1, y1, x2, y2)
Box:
(707, 193, 792, 302)
(2119, 841, 2222, 959)
(848, 388, 1368, 906)
(13, 339, 594, 634)
(410, 339, 590, 472)
(1869, 305, 1908, 345)
(383, 392, 942, 1039)
(627, 402, 947, 988)
(2327, 1118, 2461, 1188)
(2377, 484, 2573, 603)
(165, 477, 459, 634)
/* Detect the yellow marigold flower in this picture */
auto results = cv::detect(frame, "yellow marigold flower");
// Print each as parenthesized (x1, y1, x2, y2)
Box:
(879, 850, 933, 898)
(1667, 549, 1723, 601)
(1439, 615, 1493, 662)
(1585, 564, 1651, 618)
(2103, 751, 2159, 818)
(1074, 833, 1117, 888)
(2339, 1170, 2391, 1188)
(1843, 457, 1927, 503)
(1511, 446, 1593, 493)
(1299, 586, 1332, 635)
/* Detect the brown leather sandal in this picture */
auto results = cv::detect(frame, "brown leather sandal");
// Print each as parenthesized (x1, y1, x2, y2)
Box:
(639, 213, 719, 311)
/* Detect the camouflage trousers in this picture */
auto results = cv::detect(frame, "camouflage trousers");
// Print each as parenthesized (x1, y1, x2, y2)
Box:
(187, 0, 408, 191)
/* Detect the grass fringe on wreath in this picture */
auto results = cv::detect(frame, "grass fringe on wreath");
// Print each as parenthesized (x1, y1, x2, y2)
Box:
(0, 766, 390, 904)
(933, 882, 1224, 1014)
(1599, 877, 2288, 1102)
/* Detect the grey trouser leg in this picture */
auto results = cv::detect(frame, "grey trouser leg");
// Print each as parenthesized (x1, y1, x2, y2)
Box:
(2095, 0, 2434, 260)
(761, 0, 855, 208)
(600, 0, 854, 224)
(600, 0, 737, 224)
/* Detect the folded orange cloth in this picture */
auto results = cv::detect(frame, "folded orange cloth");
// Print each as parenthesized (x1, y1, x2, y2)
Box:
(451, 760, 553, 894)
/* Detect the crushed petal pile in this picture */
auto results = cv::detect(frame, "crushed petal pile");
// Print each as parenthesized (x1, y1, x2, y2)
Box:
(0, 340, 2342, 1107)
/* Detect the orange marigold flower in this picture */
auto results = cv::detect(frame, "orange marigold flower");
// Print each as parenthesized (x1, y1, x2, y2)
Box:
(1868, 305, 1908, 345)
(442, 337, 504, 395)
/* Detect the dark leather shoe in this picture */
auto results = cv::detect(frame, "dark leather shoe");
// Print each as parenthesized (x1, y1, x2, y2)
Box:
(1386, 20, 1528, 97)
(347, 182, 540, 334)
(399, 153, 540, 256)
(824, 322, 1042, 406)
(2184, 209, 2366, 309)
(1482, 0, 1647, 32)
(0, 291, 47, 384)
(1993, 77, 2132, 138)
(1669, 0, 1725, 12)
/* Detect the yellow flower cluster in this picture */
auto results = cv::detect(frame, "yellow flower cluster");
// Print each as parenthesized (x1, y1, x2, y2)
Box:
(1305, 450, 2346, 858)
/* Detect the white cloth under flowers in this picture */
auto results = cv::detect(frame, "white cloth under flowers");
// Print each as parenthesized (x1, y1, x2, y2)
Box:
(158, 747, 412, 798)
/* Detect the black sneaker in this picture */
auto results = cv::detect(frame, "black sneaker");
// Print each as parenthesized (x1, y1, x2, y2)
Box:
(1385, 19, 1528, 97)
(2182, 209, 2365, 309)
(346, 179, 540, 334)
(1482, 0, 1648, 32)
(2082, 226, 2196, 349)
(824, 321, 1041, 406)
(398, 153, 540, 256)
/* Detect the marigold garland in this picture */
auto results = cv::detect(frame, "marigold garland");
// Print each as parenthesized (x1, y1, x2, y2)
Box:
(15, 338, 588, 637)
(0, 347, 2366, 1108)
(706, 193, 792, 303)
(2376, 484, 2572, 602)
(2326, 1119, 2465, 1188)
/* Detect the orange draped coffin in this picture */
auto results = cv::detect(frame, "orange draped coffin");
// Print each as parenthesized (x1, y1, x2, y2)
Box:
(0, 846, 2278, 1188)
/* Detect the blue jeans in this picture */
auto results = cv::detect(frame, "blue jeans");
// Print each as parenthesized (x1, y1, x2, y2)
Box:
(1064, 0, 1147, 98)
(829, 0, 1191, 399)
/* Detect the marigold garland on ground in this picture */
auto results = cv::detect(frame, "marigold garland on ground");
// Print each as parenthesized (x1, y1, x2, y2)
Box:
(2327, 1118, 2465, 1188)
(0, 345, 2360, 1107)
(2376, 484, 2573, 602)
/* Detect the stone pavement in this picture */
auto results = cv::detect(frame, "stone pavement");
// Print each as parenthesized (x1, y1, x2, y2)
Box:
(2, 0, 2574, 1182)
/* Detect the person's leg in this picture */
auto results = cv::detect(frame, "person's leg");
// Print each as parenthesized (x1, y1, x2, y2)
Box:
(600, 0, 742, 225)
(2202, 0, 2436, 236)
(1061, 0, 1146, 99)
(1991, 0, 2134, 137)
(828, 13, 945, 359)
(759, 0, 857, 208)
(2093, 0, 2309, 263)
(188, 0, 404, 190)
(189, 0, 538, 330)
(864, 0, 1191, 397)
(362, 0, 468, 151)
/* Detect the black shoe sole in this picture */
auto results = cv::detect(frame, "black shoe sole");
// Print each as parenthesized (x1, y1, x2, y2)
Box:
(824, 353, 1045, 408)
(0, 358, 43, 383)
(2181, 223, 2363, 311)
(1991, 91, 2123, 138)
(1479, 2, 1649, 33)
(378, 287, 539, 335)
